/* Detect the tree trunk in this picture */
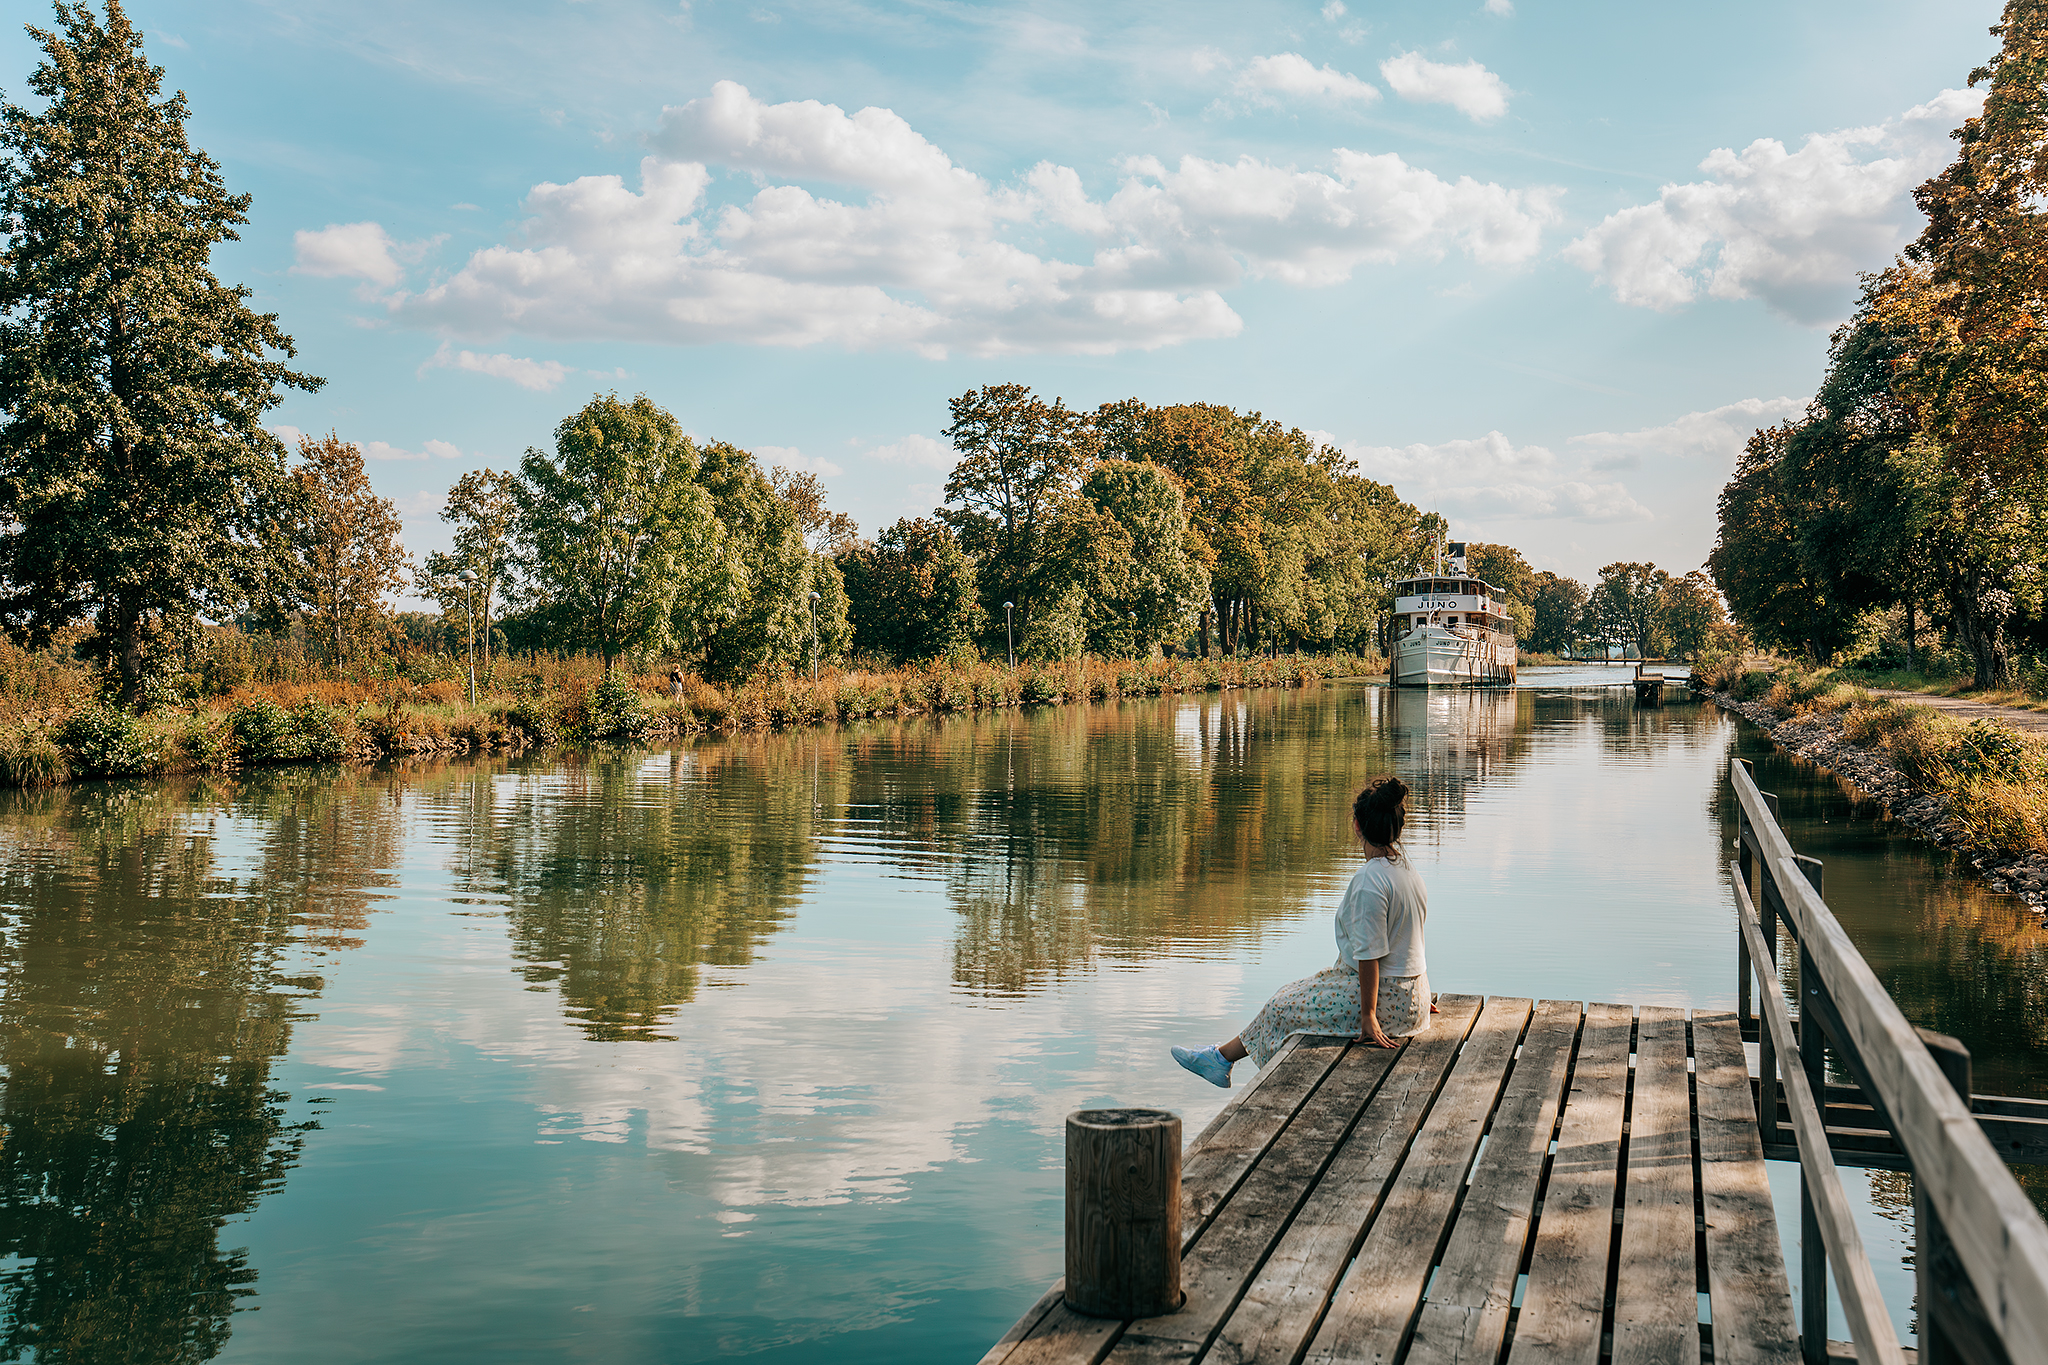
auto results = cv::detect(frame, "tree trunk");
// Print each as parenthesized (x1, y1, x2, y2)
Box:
(117, 605, 144, 709)
(1198, 609, 1210, 658)
(1905, 595, 1917, 673)
(1951, 574, 2015, 690)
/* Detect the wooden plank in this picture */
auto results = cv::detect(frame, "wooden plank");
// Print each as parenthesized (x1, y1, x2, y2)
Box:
(1181, 1034, 1348, 1243)
(1104, 1037, 1407, 1361)
(1692, 1011, 1799, 1365)
(1507, 1002, 1633, 1365)
(1611, 1006, 1701, 1365)
(1731, 760, 2048, 1363)
(994, 1304, 1123, 1365)
(1217, 995, 1486, 1365)
(1300, 996, 1535, 1365)
(1730, 868, 1903, 1365)
(1406, 998, 1582, 1365)
(978, 1283, 1074, 1365)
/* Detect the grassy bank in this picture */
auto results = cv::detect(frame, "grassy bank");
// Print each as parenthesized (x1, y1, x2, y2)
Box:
(1706, 661, 2048, 858)
(0, 645, 1387, 789)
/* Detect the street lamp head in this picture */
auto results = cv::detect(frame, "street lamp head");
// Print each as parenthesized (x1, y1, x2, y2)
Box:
(458, 570, 477, 583)
(810, 591, 820, 601)
(1003, 601, 1014, 611)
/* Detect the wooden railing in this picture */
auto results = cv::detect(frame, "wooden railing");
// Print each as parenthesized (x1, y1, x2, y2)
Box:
(1730, 758, 2048, 1365)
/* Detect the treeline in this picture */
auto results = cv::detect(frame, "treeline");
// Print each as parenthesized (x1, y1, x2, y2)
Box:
(1710, 2, 2048, 690)
(1458, 548, 1726, 660)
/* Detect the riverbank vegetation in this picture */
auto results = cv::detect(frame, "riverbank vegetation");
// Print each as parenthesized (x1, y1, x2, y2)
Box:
(1710, 4, 2048, 693)
(0, 625, 1384, 786)
(1704, 660, 2048, 858)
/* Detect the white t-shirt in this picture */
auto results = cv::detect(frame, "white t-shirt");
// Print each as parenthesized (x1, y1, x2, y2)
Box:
(1335, 856, 1428, 977)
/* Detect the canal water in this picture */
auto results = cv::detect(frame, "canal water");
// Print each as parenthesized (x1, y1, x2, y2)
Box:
(0, 669, 2040, 1362)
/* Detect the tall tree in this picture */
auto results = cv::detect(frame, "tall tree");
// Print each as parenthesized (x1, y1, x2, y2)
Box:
(1528, 572, 1587, 655)
(940, 384, 1091, 638)
(1586, 562, 1671, 658)
(0, 0, 321, 703)
(510, 394, 718, 676)
(427, 468, 517, 669)
(1653, 570, 1727, 659)
(687, 442, 812, 685)
(288, 434, 407, 660)
(1876, 0, 2048, 482)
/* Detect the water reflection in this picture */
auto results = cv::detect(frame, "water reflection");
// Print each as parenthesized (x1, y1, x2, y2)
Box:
(0, 767, 403, 1363)
(477, 747, 833, 1042)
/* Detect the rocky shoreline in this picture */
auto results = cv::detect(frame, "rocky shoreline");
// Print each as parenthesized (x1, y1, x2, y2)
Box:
(1702, 688, 2048, 916)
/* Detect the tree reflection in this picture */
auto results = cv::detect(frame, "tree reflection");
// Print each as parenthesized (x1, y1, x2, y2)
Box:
(486, 743, 837, 1041)
(0, 765, 400, 1363)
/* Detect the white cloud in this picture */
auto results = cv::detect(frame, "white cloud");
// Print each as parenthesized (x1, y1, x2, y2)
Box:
(423, 439, 466, 460)
(1563, 89, 1983, 323)
(1321, 0, 1345, 17)
(362, 440, 429, 462)
(1236, 53, 1380, 105)
(418, 340, 572, 391)
(1324, 429, 1651, 524)
(271, 424, 305, 448)
(865, 434, 954, 471)
(1570, 397, 1805, 471)
(375, 81, 1557, 357)
(1484, 0, 1514, 14)
(1380, 53, 1510, 122)
(294, 221, 403, 287)
(759, 446, 843, 477)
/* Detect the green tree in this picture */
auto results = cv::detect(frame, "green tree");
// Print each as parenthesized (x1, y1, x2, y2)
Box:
(1035, 461, 1210, 658)
(940, 384, 1091, 638)
(687, 442, 812, 685)
(1875, 0, 2048, 483)
(285, 434, 408, 661)
(1653, 570, 1727, 659)
(1528, 572, 1587, 655)
(0, 0, 322, 703)
(1586, 562, 1671, 658)
(425, 468, 517, 670)
(838, 518, 983, 664)
(1466, 543, 1535, 606)
(510, 394, 718, 676)
(769, 467, 859, 555)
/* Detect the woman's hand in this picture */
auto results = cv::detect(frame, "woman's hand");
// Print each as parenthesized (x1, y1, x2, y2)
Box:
(1358, 1011, 1397, 1049)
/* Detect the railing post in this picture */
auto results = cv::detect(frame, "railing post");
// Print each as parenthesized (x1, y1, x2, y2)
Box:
(1754, 789, 1783, 1151)
(1911, 1031, 2012, 1365)
(1737, 762, 1755, 1030)
(1796, 855, 1827, 1365)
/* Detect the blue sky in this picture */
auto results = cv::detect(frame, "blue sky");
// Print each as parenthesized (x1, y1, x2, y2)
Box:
(6, 0, 2006, 586)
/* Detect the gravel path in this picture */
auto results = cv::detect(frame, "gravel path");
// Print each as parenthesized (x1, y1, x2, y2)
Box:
(1866, 688, 2048, 733)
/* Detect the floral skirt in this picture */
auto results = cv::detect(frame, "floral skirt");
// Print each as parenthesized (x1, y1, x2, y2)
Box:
(1240, 961, 1431, 1069)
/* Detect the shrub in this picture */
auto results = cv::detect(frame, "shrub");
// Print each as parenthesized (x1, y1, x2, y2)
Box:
(1019, 669, 1061, 705)
(57, 705, 162, 777)
(584, 674, 649, 741)
(0, 724, 68, 787)
(228, 699, 350, 763)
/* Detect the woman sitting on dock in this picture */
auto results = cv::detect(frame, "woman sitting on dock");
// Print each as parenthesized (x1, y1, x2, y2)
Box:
(1172, 776, 1433, 1087)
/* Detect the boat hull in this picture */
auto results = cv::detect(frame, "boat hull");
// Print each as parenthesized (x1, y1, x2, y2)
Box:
(1392, 627, 1517, 687)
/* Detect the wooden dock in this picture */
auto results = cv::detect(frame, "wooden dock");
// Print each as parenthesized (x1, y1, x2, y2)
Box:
(983, 758, 2048, 1365)
(982, 997, 1795, 1365)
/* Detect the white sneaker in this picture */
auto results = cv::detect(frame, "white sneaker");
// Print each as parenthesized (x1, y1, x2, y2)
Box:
(1171, 1044, 1232, 1088)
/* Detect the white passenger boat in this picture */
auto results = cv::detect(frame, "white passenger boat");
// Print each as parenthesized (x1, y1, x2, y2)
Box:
(1391, 541, 1517, 687)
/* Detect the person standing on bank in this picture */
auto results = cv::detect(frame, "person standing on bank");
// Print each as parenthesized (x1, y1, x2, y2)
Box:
(1172, 776, 1433, 1088)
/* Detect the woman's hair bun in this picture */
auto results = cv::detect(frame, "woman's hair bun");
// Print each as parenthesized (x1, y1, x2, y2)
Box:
(1354, 775, 1410, 850)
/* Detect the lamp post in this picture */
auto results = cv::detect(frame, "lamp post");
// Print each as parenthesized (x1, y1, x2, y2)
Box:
(1003, 601, 1015, 668)
(809, 590, 821, 682)
(457, 570, 478, 705)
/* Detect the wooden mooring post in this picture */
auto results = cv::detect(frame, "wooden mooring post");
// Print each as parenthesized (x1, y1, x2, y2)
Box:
(1065, 1108, 1182, 1320)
